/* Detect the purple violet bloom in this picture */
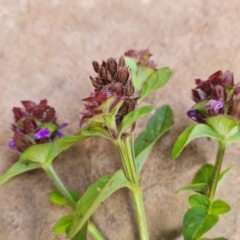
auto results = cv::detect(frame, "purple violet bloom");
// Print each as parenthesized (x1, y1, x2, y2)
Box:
(8, 140, 16, 149)
(56, 130, 64, 138)
(60, 123, 68, 128)
(205, 100, 223, 116)
(187, 110, 205, 123)
(34, 128, 51, 140)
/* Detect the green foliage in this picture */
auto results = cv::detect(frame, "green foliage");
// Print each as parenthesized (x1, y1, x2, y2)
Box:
(171, 124, 220, 160)
(20, 134, 87, 165)
(53, 215, 74, 234)
(81, 124, 112, 140)
(188, 194, 210, 209)
(134, 105, 174, 175)
(177, 183, 209, 194)
(139, 67, 173, 102)
(49, 189, 80, 206)
(192, 164, 214, 186)
(0, 161, 40, 186)
(210, 199, 231, 215)
(183, 207, 219, 240)
(206, 116, 238, 139)
(119, 105, 154, 136)
(69, 169, 135, 238)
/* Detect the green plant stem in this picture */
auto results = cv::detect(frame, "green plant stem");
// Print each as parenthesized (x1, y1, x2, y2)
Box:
(115, 135, 149, 240)
(88, 222, 105, 240)
(208, 141, 226, 201)
(44, 164, 77, 210)
(43, 164, 105, 240)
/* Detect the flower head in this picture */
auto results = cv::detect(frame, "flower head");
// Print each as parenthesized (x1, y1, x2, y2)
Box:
(124, 49, 157, 69)
(8, 99, 67, 152)
(187, 70, 240, 122)
(81, 56, 137, 130)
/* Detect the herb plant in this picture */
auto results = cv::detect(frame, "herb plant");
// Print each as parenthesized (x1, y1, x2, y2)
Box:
(0, 49, 173, 240)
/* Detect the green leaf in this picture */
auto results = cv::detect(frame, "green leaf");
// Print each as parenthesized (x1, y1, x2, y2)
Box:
(81, 124, 112, 140)
(124, 57, 139, 90)
(136, 66, 155, 92)
(0, 161, 40, 186)
(177, 183, 209, 194)
(49, 189, 80, 206)
(66, 222, 88, 240)
(210, 199, 231, 215)
(20, 134, 87, 164)
(69, 169, 135, 238)
(226, 131, 240, 143)
(218, 165, 235, 186)
(53, 215, 74, 234)
(139, 67, 173, 102)
(183, 208, 219, 240)
(171, 124, 220, 160)
(188, 194, 210, 209)
(192, 164, 214, 185)
(206, 115, 238, 139)
(119, 105, 154, 136)
(134, 105, 174, 175)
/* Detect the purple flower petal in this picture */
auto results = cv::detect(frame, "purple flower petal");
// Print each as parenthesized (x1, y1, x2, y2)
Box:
(34, 128, 51, 140)
(60, 123, 68, 128)
(187, 110, 205, 123)
(205, 100, 223, 110)
(8, 140, 16, 149)
(56, 130, 64, 138)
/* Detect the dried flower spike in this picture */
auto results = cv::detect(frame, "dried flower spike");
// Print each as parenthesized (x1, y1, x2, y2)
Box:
(81, 56, 137, 129)
(8, 99, 67, 152)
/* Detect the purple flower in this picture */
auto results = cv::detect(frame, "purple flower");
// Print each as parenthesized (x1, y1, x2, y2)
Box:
(187, 110, 205, 123)
(8, 100, 67, 152)
(8, 140, 16, 149)
(34, 129, 51, 140)
(205, 100, 223, 116)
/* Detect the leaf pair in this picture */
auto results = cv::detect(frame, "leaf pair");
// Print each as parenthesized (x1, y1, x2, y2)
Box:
(183, 194, 230, 240)
(124, 56, 173, 102)
(172, 115, 240, 160)
(177, 163, 234, 195)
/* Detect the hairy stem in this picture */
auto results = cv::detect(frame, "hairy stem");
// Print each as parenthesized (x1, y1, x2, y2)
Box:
(115, 135, 149, 240)
(208, 141, 226, 201)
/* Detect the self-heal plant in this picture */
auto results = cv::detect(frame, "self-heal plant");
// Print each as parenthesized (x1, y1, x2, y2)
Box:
(57, 51, 174, 240)
(171, 70, 240, 240)
(0, 100, 104, 240)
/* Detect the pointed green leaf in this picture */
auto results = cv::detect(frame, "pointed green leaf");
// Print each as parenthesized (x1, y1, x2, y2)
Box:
(135, 105, 174, 175)
(192, 164, 214, 185)
(119, 105, 154, 136)
(20, 134, 87, 165)
(69, 169, 135, 238)
(210, 199, 231, 215)
(66, 222, 88, 240)
(124, 57, 139, 90)
(139, 67, 173, 102)
(171, 124, 220, 160)
(188, 194, 211, 209)
(177, 183, 209, 194)
(183, 208, 219, 240)
(0, 161, 40, 186)
(218, 165, 235, 186)
(81, 124, 112, 140)
(53, 215, 74, 234)
(226, 131, 240, 143)
(206, 115, 238, 138)
(136, 66, 155, 91)
(49, 189, 80, 206)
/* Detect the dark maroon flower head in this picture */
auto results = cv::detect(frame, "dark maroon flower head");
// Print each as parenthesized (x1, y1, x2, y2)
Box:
(9, 99, 67, 152)
(124, 49, 157, 69)
(81, 56, 137, 130)
(187, 70, 240, 122)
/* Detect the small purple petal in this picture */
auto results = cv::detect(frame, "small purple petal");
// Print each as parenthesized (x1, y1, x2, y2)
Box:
(34, 128, 51, 140)
(187, 110, 205, 123)
(56, 130, 64, 138)
(60, 123, 68, 128)
(205, 100, 223, 110)
(8, 140, 16, 149)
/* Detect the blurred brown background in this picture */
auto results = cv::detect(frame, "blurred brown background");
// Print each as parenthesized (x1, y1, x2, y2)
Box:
(0, 0, 240, 239)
